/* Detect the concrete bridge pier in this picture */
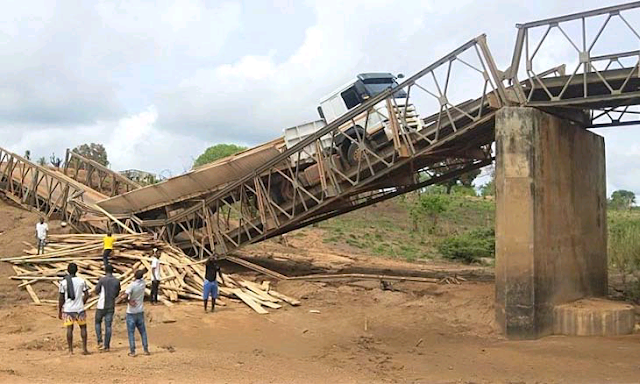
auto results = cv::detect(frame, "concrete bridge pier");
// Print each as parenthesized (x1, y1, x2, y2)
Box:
(495, 107, 608, 339)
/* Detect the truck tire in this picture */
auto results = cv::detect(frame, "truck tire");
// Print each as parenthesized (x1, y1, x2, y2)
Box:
(343, 139, 373, 167)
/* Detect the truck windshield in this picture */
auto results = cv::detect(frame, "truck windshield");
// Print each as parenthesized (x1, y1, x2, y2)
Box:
(362, 78, 407, 98)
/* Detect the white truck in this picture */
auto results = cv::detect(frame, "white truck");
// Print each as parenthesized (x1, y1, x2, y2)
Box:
(284, 72, 421, 168)
(261, 72, 423, 204)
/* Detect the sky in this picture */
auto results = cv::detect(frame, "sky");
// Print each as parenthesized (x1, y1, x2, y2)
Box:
(1, 0, 639, 195)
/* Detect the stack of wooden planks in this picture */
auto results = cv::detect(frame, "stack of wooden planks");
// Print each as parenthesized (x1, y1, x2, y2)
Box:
(1, 233, 300, 314)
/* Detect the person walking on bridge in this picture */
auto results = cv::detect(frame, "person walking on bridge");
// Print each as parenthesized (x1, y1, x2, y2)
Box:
(94, 265, 120, 352)
(102, 229, 115, 271)
(35, 217, 48, 255)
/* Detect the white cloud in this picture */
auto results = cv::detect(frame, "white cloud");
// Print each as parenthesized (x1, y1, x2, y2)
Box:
(4, 106, 205, 175)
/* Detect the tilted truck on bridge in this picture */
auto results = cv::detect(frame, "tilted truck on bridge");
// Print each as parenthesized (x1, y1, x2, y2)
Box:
(96, 71, 435, 223)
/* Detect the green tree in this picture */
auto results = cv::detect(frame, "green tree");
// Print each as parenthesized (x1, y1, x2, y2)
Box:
(193, 144, 247, 168)
(480, 180, 494, 197)
(431, 159, 482, 194)
(73, 143, 109, 166)
(610, 190, 636, 210)
(140, 174, 161, 186)
(37, 157, 46, 166)
(608, 217, 640, 300)
(50, 153, 62, 168)
(479, 165, 495, 197)
(410, 194, 450, 233)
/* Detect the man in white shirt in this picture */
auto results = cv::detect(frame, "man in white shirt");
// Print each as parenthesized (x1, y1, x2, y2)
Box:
(58, 263, 90, 355)
(121, 270, 150, 356)
(150, 248, 161, 305)
(35, 218, 48, 255)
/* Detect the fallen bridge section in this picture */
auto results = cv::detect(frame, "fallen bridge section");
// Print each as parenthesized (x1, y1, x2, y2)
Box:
(62, 149, 142, 197)
(0, 147, 108, 232)
(96, 138, 285, 216)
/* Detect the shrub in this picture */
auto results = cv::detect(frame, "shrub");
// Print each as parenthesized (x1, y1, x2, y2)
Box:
(451, 185, 477, 197)
(409, 194, 450, 233)
(608, 214, 640, 301)
(438, 228, 495, 263)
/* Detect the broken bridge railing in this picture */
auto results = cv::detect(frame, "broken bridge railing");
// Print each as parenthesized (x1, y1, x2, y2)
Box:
(63, 149, 141, 197)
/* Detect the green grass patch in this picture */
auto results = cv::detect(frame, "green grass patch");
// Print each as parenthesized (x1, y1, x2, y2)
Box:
(437, 228, 495, 264)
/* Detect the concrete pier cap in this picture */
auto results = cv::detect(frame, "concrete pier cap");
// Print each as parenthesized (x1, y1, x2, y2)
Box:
(553, 298, 635, 336)
(495, 107, 609, 339)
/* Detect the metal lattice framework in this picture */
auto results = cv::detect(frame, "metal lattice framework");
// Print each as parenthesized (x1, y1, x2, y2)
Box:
(0, 148, 91, 230)
(506, 1, 640, 128)
(136, 35, 503, 257)
(63, 149, 141, 197)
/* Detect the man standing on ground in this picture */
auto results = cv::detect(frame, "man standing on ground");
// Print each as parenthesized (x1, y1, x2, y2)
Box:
(102, 229, 115, 271)
(58, 263, 90, 355)
(35, 218, 48, 255)
(203, 255, 225, 313)
(150, 248, 161, 305)
(94, 265, 120, 352)
(121, 270, 150, 357)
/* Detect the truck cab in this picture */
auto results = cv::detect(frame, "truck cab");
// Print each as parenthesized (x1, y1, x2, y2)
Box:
(318, 73, 405, 122)
(278, 72, 421, 204)
(317, 73, 420, 166)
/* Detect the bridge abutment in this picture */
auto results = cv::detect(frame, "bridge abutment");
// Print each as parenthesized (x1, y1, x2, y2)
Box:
(495, 107, 607, 339)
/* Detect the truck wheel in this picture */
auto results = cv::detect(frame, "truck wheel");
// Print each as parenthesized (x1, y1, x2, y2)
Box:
(344, 139, 373, 166)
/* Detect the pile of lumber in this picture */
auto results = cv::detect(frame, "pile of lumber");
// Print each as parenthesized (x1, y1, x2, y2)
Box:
(1, 233, 300, 314)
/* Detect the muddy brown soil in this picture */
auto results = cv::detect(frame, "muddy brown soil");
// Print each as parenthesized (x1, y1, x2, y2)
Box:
(1, 198, 639, 384)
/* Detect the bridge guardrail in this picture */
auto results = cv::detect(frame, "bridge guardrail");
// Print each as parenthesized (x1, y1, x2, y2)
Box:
(506, 1, 640, 128)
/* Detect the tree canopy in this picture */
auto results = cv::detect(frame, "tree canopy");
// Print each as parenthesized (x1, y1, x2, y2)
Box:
(193, 144, 247, 168)
(73, 143, 109, 166)
(430, 159, 482, 194)
(609, 190, 636, 210)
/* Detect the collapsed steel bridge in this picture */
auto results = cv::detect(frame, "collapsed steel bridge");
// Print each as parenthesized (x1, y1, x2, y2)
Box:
(3, 2, 640, 258)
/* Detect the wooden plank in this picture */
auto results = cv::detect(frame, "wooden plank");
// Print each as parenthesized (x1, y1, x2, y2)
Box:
(25, 284, 41, 304)
(225, 256, 287, 280)
(238, 281, 281, 303)
(231, 289, 268, 314)
(241, 290, 282, 309)
(386, 98, 411, 157)
(90, 203, 138, 235)
(3, 234, 298, 314)
(268, 290, 301, 306)
(288, 273, 438, 284)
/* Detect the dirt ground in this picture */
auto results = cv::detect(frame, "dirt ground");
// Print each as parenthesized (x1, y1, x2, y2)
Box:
(1, 199, 640, 384)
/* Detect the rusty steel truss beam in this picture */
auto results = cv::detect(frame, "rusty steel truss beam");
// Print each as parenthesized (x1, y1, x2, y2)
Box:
(63, 149, 141, 197)
(506, 1, 640, 109)
(0, 147, 97, 232)
(134, 35, 504, 257)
